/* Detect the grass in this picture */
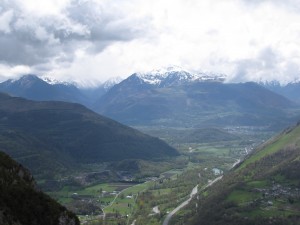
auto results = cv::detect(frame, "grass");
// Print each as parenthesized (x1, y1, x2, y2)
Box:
(247, 180, 269, 188)
(151, 188, 172, 196)
(49, 182, 137, 206)
(161, 168, 184, 180)
(226, 190, 261, 204)
(104, 181, 154, 215)
(195, 146, 230, 156)
(242, 206, 300, 218)
(240, 125, 300, 170)
(45, 125, 271, 225)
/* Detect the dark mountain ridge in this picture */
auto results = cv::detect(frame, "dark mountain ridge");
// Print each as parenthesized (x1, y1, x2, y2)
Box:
(95, 74, 299, 129)
(1, 73, 300, 131)
(0, 93, 178, 179)
(0, 74, 122, 108)
(0, 74, 86, 103)
(0, 151, 79, 225)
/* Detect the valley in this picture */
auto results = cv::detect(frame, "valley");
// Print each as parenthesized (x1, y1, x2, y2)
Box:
(0, 71, 300, 225)
(171, 123, 300, 225)
(2, 1, 300, 224)
(45, 125, 271, 225)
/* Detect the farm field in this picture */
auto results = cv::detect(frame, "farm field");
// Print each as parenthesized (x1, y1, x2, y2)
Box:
(47, 126, 274, 225)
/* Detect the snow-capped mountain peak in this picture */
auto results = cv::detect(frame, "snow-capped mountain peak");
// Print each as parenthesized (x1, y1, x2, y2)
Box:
(103, 76, 123, 90)
(148, 65, 186, 76)
(135, 66, 226, 87)
(41, 76, 77, 86)
(2, 75, 45, 88)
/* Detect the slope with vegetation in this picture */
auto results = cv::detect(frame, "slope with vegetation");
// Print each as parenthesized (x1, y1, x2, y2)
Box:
(176, 123, 300, 225)
(96, 75, 299, 129)
(0, 151, 79, 225)
(0, 93, 178, 179)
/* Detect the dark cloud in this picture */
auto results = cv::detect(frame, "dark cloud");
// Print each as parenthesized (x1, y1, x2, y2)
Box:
(0, 34, 52, 65)
(0, 0, 299, 84)
(65, 0, 148, 55)
(67, 0, 143, 42)
(0, 0, 147, 66)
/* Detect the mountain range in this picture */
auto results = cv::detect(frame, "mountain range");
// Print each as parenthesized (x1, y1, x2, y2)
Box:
(1, 69, 300, 224)
(1, 69, 300, 131)
(131, 67, 226, 87)
(0, 93, 178, 179)
(95, 70, 299, 129)
(0, 74, 121, 108)
(0, 74, 86, 103)
(262, 81, 300, 103)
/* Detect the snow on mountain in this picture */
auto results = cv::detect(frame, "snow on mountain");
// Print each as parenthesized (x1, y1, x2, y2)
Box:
(103, 76, 123, 90)
(3, 68, 226, 91)
(1, 75, 45, 89)
(41, 76, 76, 86)
(41, 76, 123, 90)
(0, 74, 74, 87)
(135, 66, 226, 87)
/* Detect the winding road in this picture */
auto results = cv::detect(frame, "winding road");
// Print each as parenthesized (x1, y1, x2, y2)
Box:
(162, 176, 223, 225)
(162, 185, 198, 225)
(231, 159, 241, 169)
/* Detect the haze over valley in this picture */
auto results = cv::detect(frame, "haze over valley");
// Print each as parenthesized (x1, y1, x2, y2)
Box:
(1, 1, 300, 225)
(0, 68, 300, 224)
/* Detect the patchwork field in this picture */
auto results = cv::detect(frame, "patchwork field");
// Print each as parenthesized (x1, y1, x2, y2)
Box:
(47, 126, 274, 225)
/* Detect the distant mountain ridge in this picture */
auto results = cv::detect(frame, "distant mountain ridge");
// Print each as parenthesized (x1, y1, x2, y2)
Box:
(2, 72, 300, 110)
(135, 67, 226, 87)
(0, 74, 87, 103)
(95, 76, 299, 129)
(0, 74, 122, 108)
(1, 72, 300, 131)
(0, 68, 225, 107)
(261, 80, 300, 103)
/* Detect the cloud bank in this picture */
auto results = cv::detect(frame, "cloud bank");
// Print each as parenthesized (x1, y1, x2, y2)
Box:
(0, 0, 300, 85)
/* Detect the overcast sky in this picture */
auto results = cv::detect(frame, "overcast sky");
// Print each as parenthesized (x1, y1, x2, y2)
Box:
(0, 0, 300, 86)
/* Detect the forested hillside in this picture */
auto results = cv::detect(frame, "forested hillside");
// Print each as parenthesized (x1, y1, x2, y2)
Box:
(0, 151, 79, 225)
(177, 123, 300, 225)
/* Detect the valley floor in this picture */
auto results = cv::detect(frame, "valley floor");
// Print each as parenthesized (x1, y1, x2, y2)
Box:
(45, 126, 273, 225)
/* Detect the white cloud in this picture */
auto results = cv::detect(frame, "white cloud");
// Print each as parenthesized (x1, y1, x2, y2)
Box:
(0, 10, 13, 33)
(0, 0, 300, 85)
(14, 0, 71, 16)
(0, 64, 32, 81)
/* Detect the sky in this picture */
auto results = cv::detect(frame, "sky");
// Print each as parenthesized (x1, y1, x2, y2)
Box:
(0, 0, 300, 86)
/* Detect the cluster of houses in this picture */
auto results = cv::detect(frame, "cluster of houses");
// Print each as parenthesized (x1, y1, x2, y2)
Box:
(253, 183, 300, 207)
(255, 183, 299, 198)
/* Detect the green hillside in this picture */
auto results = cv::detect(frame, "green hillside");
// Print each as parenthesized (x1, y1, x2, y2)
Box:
(0, 151, 79, 225)
(0, 93, 178, 179)
(181, 123, 300, 225)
